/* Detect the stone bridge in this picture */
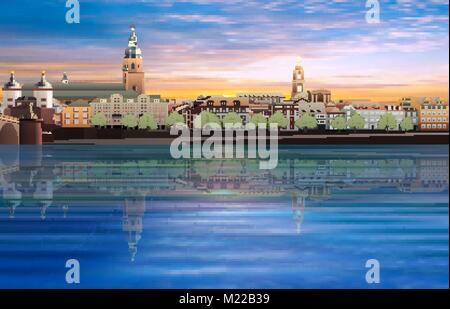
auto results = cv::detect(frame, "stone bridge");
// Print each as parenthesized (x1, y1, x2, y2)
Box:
(0, 114, 20, 144)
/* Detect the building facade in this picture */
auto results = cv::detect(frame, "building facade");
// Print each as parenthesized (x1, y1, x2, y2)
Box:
(61, 101, 92, 128)
(419, 99, 449, 131)
(91, 94, 168, 127)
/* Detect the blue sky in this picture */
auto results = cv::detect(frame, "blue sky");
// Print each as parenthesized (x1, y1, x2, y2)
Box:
(0, 0, 448, 100)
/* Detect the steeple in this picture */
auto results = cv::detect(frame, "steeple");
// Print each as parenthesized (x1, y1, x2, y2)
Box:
(122, 25, 145, 94)
(124, 25, 142, 59)
(61, 72, 69, 84)
(291, 56, 306, 101)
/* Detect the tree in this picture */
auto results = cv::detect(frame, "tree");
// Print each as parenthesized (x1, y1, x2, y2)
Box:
(166, 112, 185, 127)
(347, 112, 365, 130)
(138, 112, 158, 130)
(121, 114, 138, 129)
(194, 111, 221, 129)
(378, 113, 397, 131)
(91, 112, 107, 127)
(222, 112, 243, 128)
(400, 117, 414, 132)
(269, 111, 289, 129)
(331, 116, 347, 131)
(250, 113, 267, 128)
(295, 113, 317, 130)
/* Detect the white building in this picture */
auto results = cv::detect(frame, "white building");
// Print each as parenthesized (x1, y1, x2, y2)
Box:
(2, 72, 22, 112)
(91, 93, 168, 127)
(33, 71, 53, 109)
(298, 102, 327, 129)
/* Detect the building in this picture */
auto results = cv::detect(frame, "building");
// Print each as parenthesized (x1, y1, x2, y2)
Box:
(237, 93, 285, 104)
(291, 57, 308, 101)
(189, 96, 250, 128)
(61, 101, 92, 128)
(308, 89, 332, 104)
(1, 72, 22, 113)
(91, 93, 168, 127)
(3, 96, 55, 131)
(343, 104, 385, 130)
(400, 97, 419, 130)
(272, 101, 298, 130)
(325, 103, 346, 130)
(12, 26, 143, 107)
(33, 71, 53, 109)
(385, 104, 405, 130)
(298, 102, 327, 129)
(122, 26, 146, 94)
(419, 99, 449, 131)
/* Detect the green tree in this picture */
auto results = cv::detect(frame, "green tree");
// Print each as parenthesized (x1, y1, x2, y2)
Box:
(166, 112, 185, 127)
(347, 112, 365, 130)
(91, 112, 107, 127)
(121, 114, 138, 129)
(295, 113, 317, 130)
(378, 113, 397, 131)
(269, 111, 289, 129)
(331, 116, 347, 131)
(222, 112, 243, 128)
(138, 112, 158, 130)
(400, 117, 414, 132)
(250, 113, 267, 128)
(194, 111, 221, 129)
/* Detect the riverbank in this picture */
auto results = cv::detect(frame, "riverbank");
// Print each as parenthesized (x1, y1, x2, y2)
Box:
(48, 131, 449, 145)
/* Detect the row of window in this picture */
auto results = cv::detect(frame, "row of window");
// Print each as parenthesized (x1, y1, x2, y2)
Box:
(65, 119, 89, 125)
(421, 118, 447, 123)
(65, 113, 89, 118)
(421, 124, 447, 129)
(421, 111, 448, 116)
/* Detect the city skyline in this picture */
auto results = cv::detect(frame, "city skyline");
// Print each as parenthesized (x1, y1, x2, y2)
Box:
(0, 0, 448, 101)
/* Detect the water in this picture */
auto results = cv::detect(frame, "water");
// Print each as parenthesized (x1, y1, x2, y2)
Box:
(0, 145, 448, 288)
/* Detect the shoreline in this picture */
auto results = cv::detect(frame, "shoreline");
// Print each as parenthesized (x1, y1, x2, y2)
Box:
(47, 132, 449, 145)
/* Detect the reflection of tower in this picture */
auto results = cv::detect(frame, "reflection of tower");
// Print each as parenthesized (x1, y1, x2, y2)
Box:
(122, 26, 145, 94)
(62, 204, 69, 218)
(291, 191, 306, 234)
(291, 56, 307, 100)
(123, 196, 146, 262)
(34, 180, 53, 220)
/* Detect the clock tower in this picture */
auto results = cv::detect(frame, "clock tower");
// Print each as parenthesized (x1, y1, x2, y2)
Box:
(122, 26, 145, 94)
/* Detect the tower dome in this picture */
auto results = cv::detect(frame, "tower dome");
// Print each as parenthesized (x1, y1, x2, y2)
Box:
(124, 26, 142, 59)
(4, 71, 21, 89)
(35, 71, 52, 89)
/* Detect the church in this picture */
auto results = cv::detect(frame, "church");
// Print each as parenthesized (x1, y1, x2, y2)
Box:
(2, 26, 146, 110)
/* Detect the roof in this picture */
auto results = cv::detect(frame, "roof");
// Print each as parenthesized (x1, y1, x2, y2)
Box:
(21, 82, 137, 100)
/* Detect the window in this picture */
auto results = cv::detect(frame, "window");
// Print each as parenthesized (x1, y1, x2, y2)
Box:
(41, 98, 47, 102)
(65, 119, 71, 125)
(83, 113, 88, 119)
(82, 119, 88, 125)
(65, 113, 71, 118)
(74, 119, 79, 125)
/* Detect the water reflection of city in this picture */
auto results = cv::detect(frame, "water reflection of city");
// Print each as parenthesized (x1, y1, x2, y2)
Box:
(0, 146, 448, 261)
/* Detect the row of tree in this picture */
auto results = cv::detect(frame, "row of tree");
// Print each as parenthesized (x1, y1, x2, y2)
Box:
(90, 110, 415, 131)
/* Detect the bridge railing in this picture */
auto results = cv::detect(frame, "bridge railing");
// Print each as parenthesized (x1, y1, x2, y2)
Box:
(0, 114, 20, 124)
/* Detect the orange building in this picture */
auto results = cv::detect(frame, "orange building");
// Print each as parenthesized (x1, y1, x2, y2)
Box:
(61, 101, 92, 128)
(419, 99, 449, 131)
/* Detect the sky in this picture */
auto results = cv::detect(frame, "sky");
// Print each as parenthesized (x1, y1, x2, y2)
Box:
(0, 0, 448, 101)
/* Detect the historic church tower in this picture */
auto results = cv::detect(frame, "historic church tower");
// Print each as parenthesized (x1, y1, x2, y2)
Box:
(122, 26, 145, 94)
(291, 56, 306, 100)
